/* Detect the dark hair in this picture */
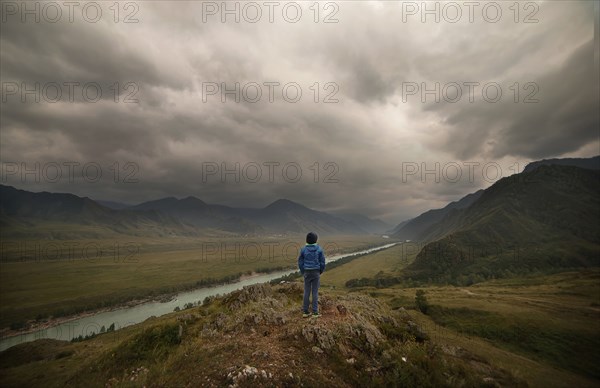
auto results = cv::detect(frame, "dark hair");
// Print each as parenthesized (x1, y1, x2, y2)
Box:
(306, 232, 318, 244)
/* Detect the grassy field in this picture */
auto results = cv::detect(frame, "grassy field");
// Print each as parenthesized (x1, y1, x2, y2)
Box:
(0, 235, 389, 328)
(321, 243, 415, 288)
(320, 245, 600, 387)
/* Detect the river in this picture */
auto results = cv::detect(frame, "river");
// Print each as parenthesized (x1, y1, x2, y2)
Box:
(0, 242, 398, 351)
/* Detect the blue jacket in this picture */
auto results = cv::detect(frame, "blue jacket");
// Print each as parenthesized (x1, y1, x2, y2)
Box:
(298, 244, 326, 274)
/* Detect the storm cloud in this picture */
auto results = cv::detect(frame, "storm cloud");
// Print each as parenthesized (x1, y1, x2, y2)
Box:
(1, 0, 598, 223)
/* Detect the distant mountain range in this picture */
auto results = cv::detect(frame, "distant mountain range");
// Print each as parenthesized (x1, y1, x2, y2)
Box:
(129, 196, 365, 235)
(0, 185, 199, 239)
(0, 186, 387, 238)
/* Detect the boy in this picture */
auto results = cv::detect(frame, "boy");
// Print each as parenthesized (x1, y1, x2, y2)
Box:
(298, 232, 326, 318)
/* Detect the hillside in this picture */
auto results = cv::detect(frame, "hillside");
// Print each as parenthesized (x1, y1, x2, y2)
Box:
(390, 190, 483, 241)
(405, 165, 600, 283)
(391, 155, 600, 243)
(0, 283, 525, 387)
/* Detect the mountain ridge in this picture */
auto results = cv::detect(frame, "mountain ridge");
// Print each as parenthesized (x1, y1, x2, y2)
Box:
(0, 185, 368, 237)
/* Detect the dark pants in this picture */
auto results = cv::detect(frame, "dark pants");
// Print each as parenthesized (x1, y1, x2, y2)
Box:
(303, 269, 320, 313)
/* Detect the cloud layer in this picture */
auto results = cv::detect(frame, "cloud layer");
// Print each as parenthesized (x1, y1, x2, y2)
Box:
(1, 1, 598, 223)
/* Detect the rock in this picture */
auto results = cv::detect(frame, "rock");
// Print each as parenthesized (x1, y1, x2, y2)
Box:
(364, 329, 378, 347)
(213, 313, 228, 330)
(301, 325, 336, 350)
(346, 357, 356, 364)
(225, 284, 273, 311)
(312, 346, 324, 354)
(407, 320, 428, 342)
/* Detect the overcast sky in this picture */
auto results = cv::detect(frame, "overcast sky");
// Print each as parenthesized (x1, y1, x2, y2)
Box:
(1, 0, 598, 224)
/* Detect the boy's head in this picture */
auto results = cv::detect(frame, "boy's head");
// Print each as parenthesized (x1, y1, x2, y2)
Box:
(306, 232, 318, 244)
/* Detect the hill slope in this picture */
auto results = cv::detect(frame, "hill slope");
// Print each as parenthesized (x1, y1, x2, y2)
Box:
(390, 190, 484, 241)
(406, 165, 600, 282)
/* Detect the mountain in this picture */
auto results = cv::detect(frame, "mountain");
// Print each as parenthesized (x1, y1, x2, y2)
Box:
(390, 190, 484, 241)
(333, 212, 391, 234)
(255, 199, 364, 234)
(94, 200, 132, 210)
(131, 197, 365, 235)
(405, 164, 600, 282)
(387, 219, 410, 235)
(0, 185, 367, 238)
(129, 196, 221, 226)
(0, 185, 199, 239)
(392, 155, 600, 242)
(523, 155, 600, 173)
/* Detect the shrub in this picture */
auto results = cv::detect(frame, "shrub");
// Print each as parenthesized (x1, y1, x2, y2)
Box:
(415, 290, 429, 314)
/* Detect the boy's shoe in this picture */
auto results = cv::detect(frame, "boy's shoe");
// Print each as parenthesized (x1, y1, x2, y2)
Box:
(302, 311, 310, 318)
(311, 312, 321, 318)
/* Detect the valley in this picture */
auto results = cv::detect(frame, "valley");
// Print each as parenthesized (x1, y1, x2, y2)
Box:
(0, 235, 388, 331)
(1, 159, 598, 387)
